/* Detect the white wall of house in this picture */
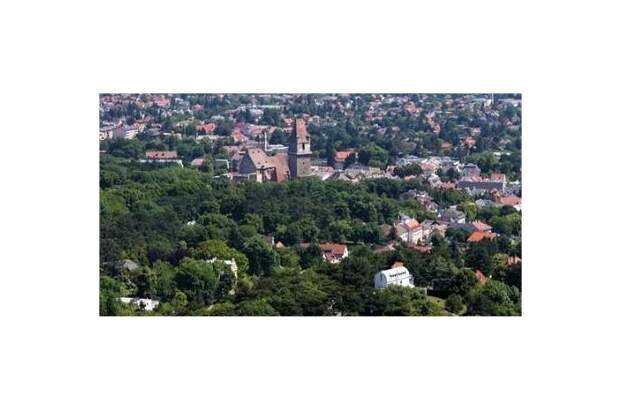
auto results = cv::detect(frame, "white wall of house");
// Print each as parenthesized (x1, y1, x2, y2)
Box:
(374, 267, 414, 289)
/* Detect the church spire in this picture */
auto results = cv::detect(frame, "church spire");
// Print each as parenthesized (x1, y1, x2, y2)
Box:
(288, 118, 311, 178)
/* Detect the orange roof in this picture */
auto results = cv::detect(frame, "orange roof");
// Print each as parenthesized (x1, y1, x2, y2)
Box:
(334, 150, 355, 161)
(474, 270, 489, 285)
(319, 243, 347, 256)
(467, 231, 497, 242)
(472, 220, 492, 232)
(498, 195, 521, 206)
(405, 218, 420, 229)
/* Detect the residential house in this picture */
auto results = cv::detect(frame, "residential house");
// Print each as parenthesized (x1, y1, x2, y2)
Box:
(467, 231, 497, 243)
(190, 158, 205, 168)
(139, 151, 183, 167)
(333, 149, 356, 170)
(119, 297, 160, 311)
(319, 243, 349, 264)
(495, 194, 522, 211)
(374, 265, 414, 289)
(206, 257, 239, 276)
(458, 175, 506, 195)
(438, 206, 466, 224)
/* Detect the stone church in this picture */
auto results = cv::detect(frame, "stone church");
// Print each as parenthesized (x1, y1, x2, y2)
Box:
(237, 119, 312, 182)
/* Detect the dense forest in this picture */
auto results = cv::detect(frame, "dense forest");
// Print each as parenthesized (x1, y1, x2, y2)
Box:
(100, 157, 521, 316)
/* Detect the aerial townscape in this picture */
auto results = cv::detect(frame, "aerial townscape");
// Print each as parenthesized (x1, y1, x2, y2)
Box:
(100, 93, 522, 316)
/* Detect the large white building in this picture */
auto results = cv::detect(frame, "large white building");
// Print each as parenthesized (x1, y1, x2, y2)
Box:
(374, 266, 414, 289)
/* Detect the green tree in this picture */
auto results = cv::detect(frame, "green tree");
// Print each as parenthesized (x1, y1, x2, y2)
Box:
(241, 237, 278, 276)
(174, 258, 219, 307)
(368, 287, 443, 316)
(445, 294, 465, 314)
(235, 299, 279, 316)
(466, 280, 521, 316)
(358, 143, 389, 167)
(189, 240, 249, 274)
(460, 201, 478, 221)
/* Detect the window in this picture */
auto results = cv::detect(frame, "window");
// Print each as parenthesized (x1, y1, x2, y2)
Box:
(302, 143, 305, 150)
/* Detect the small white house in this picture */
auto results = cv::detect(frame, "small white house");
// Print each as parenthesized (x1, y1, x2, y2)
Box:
(374, 266, 414, 289)
(119, 297, 160, 311)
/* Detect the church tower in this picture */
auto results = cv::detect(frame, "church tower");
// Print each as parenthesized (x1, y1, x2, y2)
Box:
(288, 118, 312, 178)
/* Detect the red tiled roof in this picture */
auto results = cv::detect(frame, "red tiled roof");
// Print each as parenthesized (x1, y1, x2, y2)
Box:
(440, 182, 456, 190)
(467, 231, 497, 243)
(474, 270, 489, 285)
(319, 243, 347, 256)
(197, 123, 216, 133)
(334, 150, 355, 162)
(490, 172, 506, 182)
(472, 220, 493, 232)
(498, 195, 521, 206)
(145, 150, 177, 159)
(318, 243, 348, 262)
